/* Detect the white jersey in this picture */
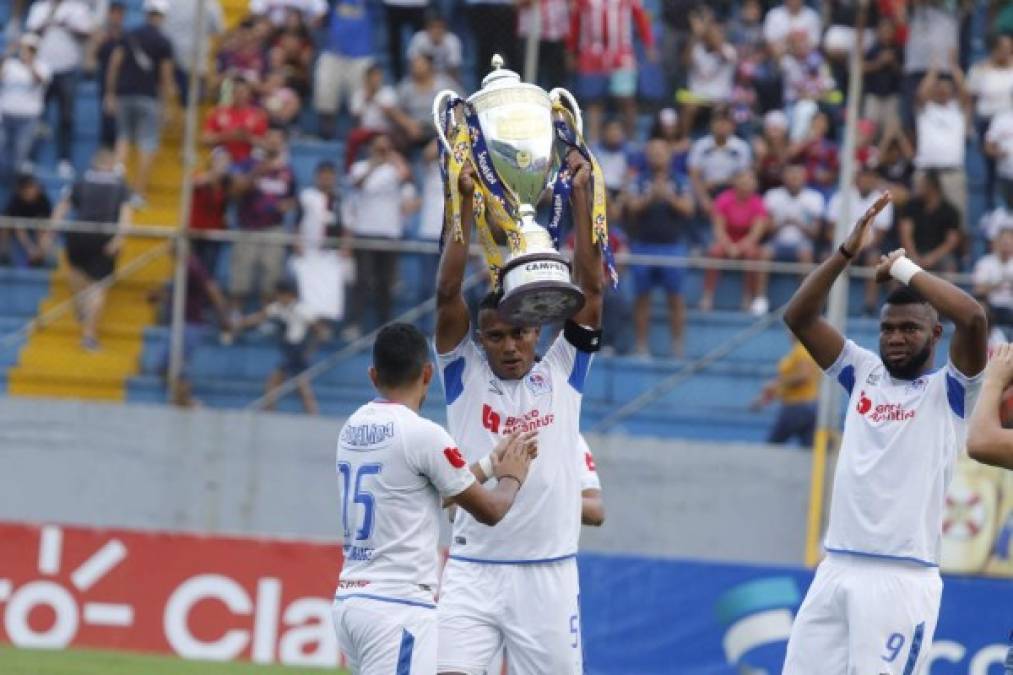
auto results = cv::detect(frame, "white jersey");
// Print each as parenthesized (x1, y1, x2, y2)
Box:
(335, 400, 475, 604)
(437, 332, 594, 562)
(824, 340, 983, 567)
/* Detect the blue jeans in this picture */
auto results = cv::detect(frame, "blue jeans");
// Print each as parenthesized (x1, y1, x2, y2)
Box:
(45, 70, 78, 162)
(0, 114, 39, 176)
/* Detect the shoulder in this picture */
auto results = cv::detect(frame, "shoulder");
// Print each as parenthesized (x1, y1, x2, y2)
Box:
(714, 189, 734, 207)
(802, 188, 825, 206)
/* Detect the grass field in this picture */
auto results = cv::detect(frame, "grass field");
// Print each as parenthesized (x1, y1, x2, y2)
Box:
(0, 647, 350, 675)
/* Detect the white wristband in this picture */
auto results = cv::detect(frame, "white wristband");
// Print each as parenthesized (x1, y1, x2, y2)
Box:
(478, 454, 494, 481)
(889, 256, 922, 285)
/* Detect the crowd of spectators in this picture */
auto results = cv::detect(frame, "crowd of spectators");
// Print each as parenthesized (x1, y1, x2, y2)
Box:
(2, 0, 1013, 406)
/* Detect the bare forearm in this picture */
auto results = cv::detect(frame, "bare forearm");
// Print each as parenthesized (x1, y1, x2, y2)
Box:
(436, 194, 473, 304)
(908, 270, 984, 328)
(967, 378, 1013, 469)
(571, 185, 602, 295)
(581, 494, 605, 526)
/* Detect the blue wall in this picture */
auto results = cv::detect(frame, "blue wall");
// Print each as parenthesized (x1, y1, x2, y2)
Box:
(578, 553, 1013, 674)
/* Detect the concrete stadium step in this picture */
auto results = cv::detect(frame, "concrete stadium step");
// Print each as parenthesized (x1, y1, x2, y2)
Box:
(8, 366, 129, 401)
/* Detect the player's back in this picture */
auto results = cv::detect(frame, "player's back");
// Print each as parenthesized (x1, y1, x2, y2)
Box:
(336, 400, 473, 604)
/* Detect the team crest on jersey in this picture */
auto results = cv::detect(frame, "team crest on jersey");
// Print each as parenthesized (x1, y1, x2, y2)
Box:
(443, 447, 467, 468)
(865, 371, 882, 386)
(526, 370, 553, 396)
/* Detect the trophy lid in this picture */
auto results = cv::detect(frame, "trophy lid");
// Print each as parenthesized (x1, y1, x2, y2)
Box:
(481, 54, 522, 90)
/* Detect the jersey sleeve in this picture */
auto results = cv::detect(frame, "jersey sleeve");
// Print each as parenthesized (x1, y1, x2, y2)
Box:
(541, 321, 601, 395)
(405, 420, 477, 499)
(823, 339, 880, 397)
(578, 436, 601, 491)
(944, 360, 986, 420)
(434, 336, 483, 406)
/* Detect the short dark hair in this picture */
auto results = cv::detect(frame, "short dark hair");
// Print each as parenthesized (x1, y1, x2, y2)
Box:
(921, 169, 942, 193)
(275, 278, 298, 295)
(316, 160, 337, 174)
(479, 290, 501, 313)
(885, 285, 928, 307)
(373, 323, 430, 388)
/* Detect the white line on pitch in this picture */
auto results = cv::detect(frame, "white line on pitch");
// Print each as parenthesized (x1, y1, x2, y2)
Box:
(83, 602, 134, 626)
(71, 539, 127, 591)
(39, 526, 62, 575)
(0, 579, 11, 602)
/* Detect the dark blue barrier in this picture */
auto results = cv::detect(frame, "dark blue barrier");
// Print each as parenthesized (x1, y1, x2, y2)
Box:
(578, 553, 1013, 674)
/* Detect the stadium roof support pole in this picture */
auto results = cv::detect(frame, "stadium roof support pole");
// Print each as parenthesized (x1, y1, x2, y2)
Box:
(805, 0, 869, 567)
(168, 0, 209, 403)
(522, 1, 541, 84)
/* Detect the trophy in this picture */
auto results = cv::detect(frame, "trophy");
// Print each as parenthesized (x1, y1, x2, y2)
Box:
(433, 55, 599, 326)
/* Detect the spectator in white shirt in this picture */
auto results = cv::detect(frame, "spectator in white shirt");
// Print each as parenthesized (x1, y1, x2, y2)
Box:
(291, 161, 351, 330)
(901, 0, 958, 130)
(164, 0, 225, 106)
(762, 0, 822, 57)
(679, 15, 737, 134)
(347, 133, 418, 332)
(688, 107, 753, 216)
(826, 166, 894, 313)
(762, 163, 824, 267)
(407, 13, 462, 83)
(987, 106, 1013, 209)
(914, 60, 970, 229)
(974, 227, 1013, 328)
(969, 34, 1013, 208)
(25, 0, 94, 179)
(0, 33, 51, 177)
(345, 65, 415, 169)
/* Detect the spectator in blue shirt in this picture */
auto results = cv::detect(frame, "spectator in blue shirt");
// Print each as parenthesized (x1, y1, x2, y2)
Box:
(314, 0, 375, 140)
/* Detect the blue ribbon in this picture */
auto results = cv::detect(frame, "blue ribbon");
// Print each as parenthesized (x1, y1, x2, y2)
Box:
(461, 103, 516, 223)
(551, 120, 619, 287)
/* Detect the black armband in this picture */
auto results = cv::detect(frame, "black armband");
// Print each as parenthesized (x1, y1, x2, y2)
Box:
(563, 320, 603, 353)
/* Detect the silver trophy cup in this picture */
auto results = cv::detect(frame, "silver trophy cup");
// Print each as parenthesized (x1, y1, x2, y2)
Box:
(433, 55, 586, 326)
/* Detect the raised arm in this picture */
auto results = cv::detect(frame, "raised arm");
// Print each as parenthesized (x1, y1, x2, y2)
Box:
(968, 343, 1013, 469)
(435, 163, 474, 353)
(876, 249, 988, 377)
(567, 151, 603, 329)
(784, 192, 892, 369)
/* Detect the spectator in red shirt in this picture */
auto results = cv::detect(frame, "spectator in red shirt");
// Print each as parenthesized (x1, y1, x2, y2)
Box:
(568, 0, 657, 142)
(790, 110, 839, 195)
(188, 148, 233, 277)
(203, 76, 268, 163)
(701, 168, 772, 315)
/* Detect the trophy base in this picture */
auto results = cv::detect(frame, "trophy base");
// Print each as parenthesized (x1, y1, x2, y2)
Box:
(499, 252, 585, 326)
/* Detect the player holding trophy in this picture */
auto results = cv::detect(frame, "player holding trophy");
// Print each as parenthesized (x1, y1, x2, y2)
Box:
(431, 56, 613, 674)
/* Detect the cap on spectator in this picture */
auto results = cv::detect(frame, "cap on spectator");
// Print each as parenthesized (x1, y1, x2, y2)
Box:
(144, 0, 169, 15)
(659, 108, 678, 127)
(20, 33, 40, 49)
(763, 110, 789, 131)
(983, 207, 1013, 241)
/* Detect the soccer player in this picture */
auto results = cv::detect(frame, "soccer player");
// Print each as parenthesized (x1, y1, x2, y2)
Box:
(781, 193, 988, 674)
(578, 435, 605, 527)
(967, 342, 1013, 469)
(332, 322, 536, 674)
(434, 151, 603, 675)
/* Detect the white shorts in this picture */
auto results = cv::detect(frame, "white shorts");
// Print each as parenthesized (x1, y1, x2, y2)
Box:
(437, 557, 583, 675)
(783, 553, 942, 675)
(332, 596, 437, 674)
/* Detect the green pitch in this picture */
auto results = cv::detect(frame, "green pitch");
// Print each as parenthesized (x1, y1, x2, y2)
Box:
(0, 646, 350, 675)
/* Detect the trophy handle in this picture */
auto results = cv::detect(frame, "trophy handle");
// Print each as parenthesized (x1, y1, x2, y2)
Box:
(432, 89, 461, 154)
(548, 88, 584, 137)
